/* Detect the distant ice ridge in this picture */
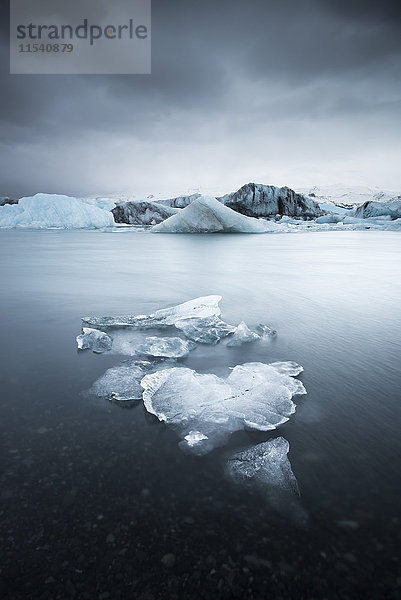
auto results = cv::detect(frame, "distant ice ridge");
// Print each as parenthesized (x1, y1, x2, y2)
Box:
(151, 196, 281, 234)
(0, 194, 114, 229)
(297, 184, 400, 209)
(156, 183, 322, 219)
(112, 201, 179, 226)
(141, 361, 306, 455)
(355, 198, 401, 219)
(83, 295, 222, 328)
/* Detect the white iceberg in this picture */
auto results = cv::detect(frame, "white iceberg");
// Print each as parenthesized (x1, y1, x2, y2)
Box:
(141, 361, 306, 454)
(83, 295, 222, 328)
(76, 328, 113, 354)
(136, 336, 196, 358)
(151, 196, 280, 234)
(0, 193, 114, 229)
(175, 315, 236, 344)
(227, 321, 260, 347)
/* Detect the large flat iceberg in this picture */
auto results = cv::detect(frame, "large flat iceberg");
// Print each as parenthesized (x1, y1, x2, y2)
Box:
(141, 361, 306, 454)
(151, 196, 280, 234)
(0, 193, 114, 229)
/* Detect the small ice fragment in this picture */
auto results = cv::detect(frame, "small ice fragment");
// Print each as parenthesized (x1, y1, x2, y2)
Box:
(136, 336, 196, 358)
(226, 437, 299, 492)
(225, 438, 307, 523)
(141, 362, 306, 454)
(88, 359, 152, 406)
(175, 315, 235, 344)
(184, 431, 209, 446)
(269, 361, 304, 376)
(227, 321, 260, 347)
(76, 328, 113, 354)
(256, 324, 277, 338)
(82, 295, 222, 328)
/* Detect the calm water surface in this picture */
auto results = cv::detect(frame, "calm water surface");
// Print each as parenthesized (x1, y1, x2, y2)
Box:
(1, 229, 401, 599)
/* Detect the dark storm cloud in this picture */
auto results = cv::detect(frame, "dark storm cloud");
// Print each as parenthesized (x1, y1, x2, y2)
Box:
(0, 0, 400, 197)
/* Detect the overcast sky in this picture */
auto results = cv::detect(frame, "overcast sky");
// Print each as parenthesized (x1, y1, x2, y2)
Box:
(1, 0, 401, 198)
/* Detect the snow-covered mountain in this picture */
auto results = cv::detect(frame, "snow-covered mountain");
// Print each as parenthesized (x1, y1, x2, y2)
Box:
(297, 184, 400, 210)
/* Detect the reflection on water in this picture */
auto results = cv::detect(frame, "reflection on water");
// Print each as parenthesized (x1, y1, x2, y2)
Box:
(1, 229, 401, 599)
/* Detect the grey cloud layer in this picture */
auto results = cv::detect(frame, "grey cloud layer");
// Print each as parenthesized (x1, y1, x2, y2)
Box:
(1, 0, 400, 197)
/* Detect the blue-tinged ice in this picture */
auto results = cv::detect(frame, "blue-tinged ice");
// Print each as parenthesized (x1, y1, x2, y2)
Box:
(141, 362, 306, 454)
(227, 321, 260, 347)
(136, 336, 196, 358)
(0, 193, 114, 229)
(76, 328, 113, 354)
(226, 437, 299, 494)
(82, 295, 222, 328)
(174, 315, 236, 344)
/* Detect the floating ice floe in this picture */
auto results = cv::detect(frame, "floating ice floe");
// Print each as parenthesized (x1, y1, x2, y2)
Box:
(76, 328, 113, 354)
(136, 336, 196, 358)
(227, 321, 260, 347)
(151, 196, 280, 234)
(88, 359, 158, 407)
(226, 437, 299, 493)
(175, 315, 236, 344)
(226, 437, 307, 522)
(141, 362, 306, 454)
(82, 295, 222, 328)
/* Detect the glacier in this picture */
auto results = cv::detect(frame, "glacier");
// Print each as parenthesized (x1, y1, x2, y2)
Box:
(0, 193, 114, 229)
(141, 361, 306, 454)
(151, 196, 280, 234)
(227, 321, 260, 347)
(76, 328, 113, 354)
(112, 201, 179, 226)
(83, 295, 222, 328)
(174, 315, 236, 344)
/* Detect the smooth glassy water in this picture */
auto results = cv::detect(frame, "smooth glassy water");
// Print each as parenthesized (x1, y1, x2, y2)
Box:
(1, 229, 401, 600)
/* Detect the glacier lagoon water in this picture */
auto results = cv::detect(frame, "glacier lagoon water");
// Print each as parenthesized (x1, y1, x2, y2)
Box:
(1, 229, 401, 599)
